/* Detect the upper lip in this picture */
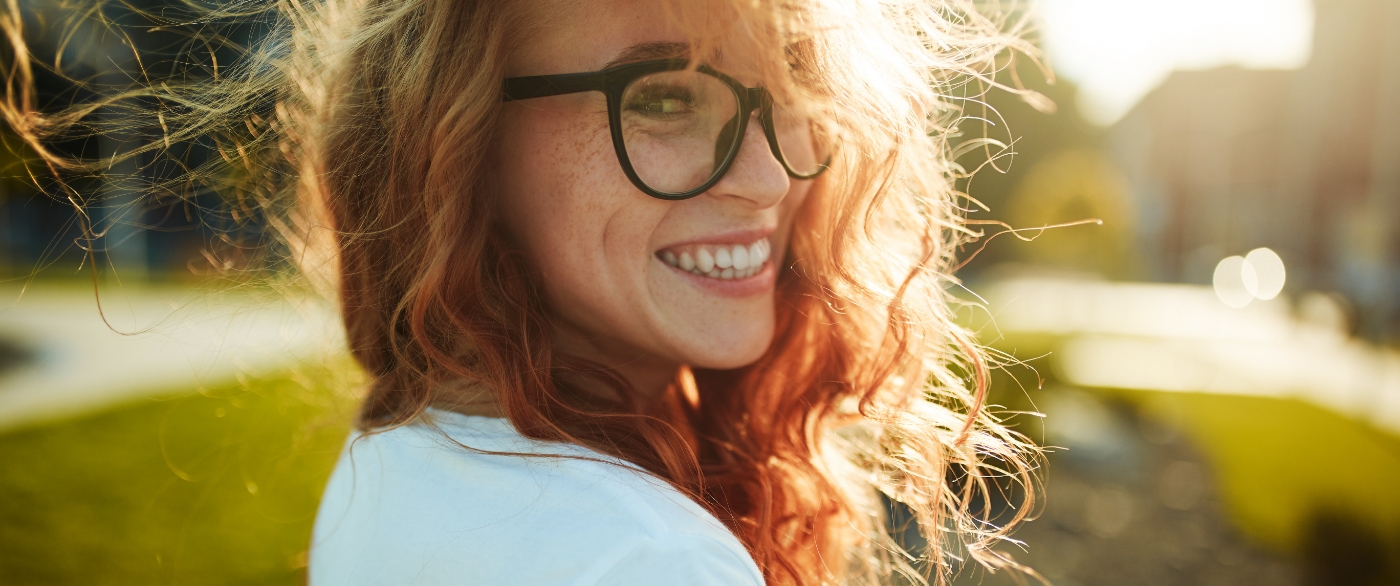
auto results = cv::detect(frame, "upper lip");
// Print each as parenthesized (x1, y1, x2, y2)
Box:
(655, 226, 776, 250)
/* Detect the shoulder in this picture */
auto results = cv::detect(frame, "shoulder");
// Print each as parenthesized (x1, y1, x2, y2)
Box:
(310, 411, 762, 586)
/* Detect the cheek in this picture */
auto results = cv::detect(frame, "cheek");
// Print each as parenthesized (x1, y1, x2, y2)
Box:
(495, 109, 611, 262)
(493, 108, 661, 330)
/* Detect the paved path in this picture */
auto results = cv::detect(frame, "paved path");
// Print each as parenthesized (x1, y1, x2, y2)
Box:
(983, 277, 1400, 436)
(8, 277, 1397, 437)
(0, 282, 343, 431)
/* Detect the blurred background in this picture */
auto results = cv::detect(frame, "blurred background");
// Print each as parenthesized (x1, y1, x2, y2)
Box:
(1, 0, 1398, 584)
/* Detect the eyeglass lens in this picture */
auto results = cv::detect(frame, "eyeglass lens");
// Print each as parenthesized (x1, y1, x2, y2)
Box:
(619, 70, 828, 196)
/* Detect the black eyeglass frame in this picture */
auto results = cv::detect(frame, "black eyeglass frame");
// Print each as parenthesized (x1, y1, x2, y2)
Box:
(502, 58, 829, 201)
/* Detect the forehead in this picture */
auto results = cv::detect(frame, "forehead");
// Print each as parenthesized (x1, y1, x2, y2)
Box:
(506, 0, 763, 78)
(506, 0, 688, 76)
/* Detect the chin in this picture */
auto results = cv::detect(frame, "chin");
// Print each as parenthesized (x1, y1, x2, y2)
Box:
(681, 326, 774, 370)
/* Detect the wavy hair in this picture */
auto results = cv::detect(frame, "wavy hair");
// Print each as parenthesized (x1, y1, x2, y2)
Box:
(1, 0, 1042, 583)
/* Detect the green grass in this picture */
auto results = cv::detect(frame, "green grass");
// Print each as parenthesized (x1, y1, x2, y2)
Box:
(7, 338, 1399, 583)
(0, 369, 355, 586)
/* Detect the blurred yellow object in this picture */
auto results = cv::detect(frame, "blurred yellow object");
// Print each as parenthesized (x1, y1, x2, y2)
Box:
(977, 274, 1400, 555)
(1138, 391, 1400, 553)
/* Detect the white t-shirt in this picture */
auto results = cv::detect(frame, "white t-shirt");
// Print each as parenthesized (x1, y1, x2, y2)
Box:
(310, 408, 764, 585)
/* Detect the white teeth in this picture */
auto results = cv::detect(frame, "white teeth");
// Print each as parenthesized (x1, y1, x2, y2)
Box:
(714, 247, 732, 269)
(696, 249, 715, 273)
(658, 237, 773, 280)
(731, 245, 750, 270)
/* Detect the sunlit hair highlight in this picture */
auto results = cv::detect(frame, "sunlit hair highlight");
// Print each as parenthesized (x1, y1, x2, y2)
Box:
(2, 0, 1042, 584)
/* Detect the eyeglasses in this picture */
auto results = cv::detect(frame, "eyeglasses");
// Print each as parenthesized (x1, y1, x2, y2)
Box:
(502, 59, 830, 201)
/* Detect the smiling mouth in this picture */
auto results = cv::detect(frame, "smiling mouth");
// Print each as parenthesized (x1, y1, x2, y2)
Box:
(656, 237, 771, 280)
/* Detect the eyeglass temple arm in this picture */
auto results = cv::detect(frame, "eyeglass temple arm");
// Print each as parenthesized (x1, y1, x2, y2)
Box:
(502, 72, 607, 102)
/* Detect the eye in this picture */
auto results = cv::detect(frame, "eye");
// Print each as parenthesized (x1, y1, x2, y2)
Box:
(645, 98, 688, 113)
(625, 83, 697, 116)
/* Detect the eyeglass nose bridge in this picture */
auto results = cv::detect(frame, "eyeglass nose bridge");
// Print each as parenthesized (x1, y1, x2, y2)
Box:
(743, 87, 768, 112)
(730, 86, 796, 172)
(709, 86, 779, 185)
(724, 86, 779, 149)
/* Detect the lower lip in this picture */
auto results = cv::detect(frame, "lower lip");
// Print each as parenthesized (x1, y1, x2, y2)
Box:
(661, 259, 776, 298)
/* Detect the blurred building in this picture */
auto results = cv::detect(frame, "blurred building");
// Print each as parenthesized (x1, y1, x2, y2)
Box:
(1111, 0, 1400, 339)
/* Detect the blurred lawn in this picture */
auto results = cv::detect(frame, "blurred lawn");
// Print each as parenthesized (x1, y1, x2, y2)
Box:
(0, 368, 354, 586)
(5, 346, 1398, 583)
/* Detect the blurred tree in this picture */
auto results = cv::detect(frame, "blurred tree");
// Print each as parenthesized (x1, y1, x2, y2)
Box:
(1001, 149, 1140, 278)
(0, 0, 274, 280)
(0, 124, 44, 274)
(952, 49, 1110, 279)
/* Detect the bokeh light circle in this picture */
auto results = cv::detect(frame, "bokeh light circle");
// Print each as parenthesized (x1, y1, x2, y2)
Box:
(1213, 256, 1255, 308)
(1244, 247, 1286, 300)
(1241, 258, 1259, 296)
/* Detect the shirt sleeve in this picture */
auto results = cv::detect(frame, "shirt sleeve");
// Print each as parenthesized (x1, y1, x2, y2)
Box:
(588, 533, 765, 586)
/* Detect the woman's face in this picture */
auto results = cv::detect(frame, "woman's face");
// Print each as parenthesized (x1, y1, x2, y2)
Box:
(493, 0, 814, 388)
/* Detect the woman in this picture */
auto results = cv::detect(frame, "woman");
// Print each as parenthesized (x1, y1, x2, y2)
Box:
(3, 0, 1038, 583)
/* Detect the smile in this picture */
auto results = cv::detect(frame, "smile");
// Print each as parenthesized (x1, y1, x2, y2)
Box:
(655, 237, 771, 280)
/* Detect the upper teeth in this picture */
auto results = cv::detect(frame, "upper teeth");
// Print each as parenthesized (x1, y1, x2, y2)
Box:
(657, 238, 771, 280)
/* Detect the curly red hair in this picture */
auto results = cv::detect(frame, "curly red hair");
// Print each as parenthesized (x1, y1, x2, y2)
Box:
(1, 0, 1041, 583)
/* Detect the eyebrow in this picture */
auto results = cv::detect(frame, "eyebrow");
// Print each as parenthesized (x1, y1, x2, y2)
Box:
(602, 41, 691, 69)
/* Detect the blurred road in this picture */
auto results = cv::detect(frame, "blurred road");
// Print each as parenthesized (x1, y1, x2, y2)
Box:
(0, 283, 342, 431)
(982, 277, 1400, 436)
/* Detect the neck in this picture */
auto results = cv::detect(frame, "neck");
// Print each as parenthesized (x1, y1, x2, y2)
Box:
(437, 326, 679, 419)
(551, 323, 680, 406)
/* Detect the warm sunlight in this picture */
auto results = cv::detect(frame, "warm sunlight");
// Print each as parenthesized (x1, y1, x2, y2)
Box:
(1039, 0, 1315, 124)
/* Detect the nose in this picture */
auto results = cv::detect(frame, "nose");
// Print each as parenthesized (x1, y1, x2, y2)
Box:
(707, 112, 790, 209)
